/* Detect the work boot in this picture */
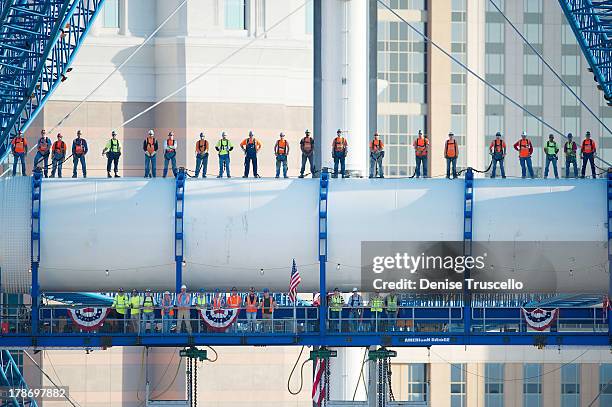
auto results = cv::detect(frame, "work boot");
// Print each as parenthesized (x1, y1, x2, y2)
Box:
(379, 175, 384, 178)
(72, 174, 77, 178)
(217, 175, 222, 178)
(242, 175, 248, 178)
(107, 172, 112, 178)
(114, 173, 120, 178)
(255, 174, 261, 178)
(299, 174, 304, 178)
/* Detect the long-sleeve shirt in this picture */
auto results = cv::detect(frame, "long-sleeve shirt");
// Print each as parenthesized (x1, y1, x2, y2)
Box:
(72, 138, 88, 155)
(164, 139, 177, 152)
(104, 138, 121, 154)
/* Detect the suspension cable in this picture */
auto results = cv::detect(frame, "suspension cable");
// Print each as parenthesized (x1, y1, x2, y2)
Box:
(23, 350, 82, 407)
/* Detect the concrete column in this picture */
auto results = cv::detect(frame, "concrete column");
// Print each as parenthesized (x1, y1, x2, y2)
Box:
(330, 347, 367, 401)
(430, 362, 451, 407)
(466, 362, 485, 406)
(504, 363, 522, 407)
(580, 363, 599, 407)
(542, 363, 561, 407)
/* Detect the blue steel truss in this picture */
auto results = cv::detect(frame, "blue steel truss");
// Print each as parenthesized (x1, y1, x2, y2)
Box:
(0, 0, 106, 161)
(559, 0, 612, 102)
(0, 350, 37, 407)
(175, 168, 186, 293)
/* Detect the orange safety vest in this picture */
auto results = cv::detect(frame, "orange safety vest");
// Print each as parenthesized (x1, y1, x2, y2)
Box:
(212, 296, 223, 310)
(74, 139, 85, 155)
(302, 136, 313, 153)
(245, 294, 258, 313)
(518, 139, 532, 158)
(370, 139, 383, 152)
(445, 139, 457, 158)
(53, 140, 66, 154)
(582, 138, 595, 154)
(12, 137, 26, 154)
(414, 138, 427, 157)
(227, 295, 241, 309)
(146, 136, 156, 154)
(196, 139, 208, 154)
(166, 138, 175, 149)
(491, 139, 505, 154)
(276, 139, 288, 155)
(38, 137, 49, 153)
(333, 137, 346, 152)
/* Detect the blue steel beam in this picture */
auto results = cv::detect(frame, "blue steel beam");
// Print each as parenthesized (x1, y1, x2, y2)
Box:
(318, 169, 329, 338)
(0, 350, 37, 407)
(175, 168, 186, 293)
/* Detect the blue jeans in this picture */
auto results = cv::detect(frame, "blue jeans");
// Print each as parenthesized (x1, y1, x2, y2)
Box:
(12, 153, 26, 176)
(219, 154, 230, 177)
(370, 152, 383, 178)
(446, 157, 457, 178)
(162, 313, 173, 333)
(300, 153, 315, 176)
(51, 153, 64, 178)
(195, 153, 208, 177)
(329, 310, 341, 332)
(581, 153, 596, 178)
(565, 156, 578, 178)
(144, 155, 156, 178)
(333, 152, 346, 177)
(415, 156, 427, 177)
(244, 154, 258, 177)
(519, 157, 534, 178)
(163, 152, 177, 177)
(544, 155, 558, 178)
(275, 154, 288, 177)
(141, 312, 155, 334)
(73, 154, 86, 177)
(349, 310, 362, 332)
(491, 155, 505, 178)
(33, 152, 49, 177)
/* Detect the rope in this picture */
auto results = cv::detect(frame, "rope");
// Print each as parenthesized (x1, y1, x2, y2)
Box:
(352, 348, 369, 401)
(287, 345, 309, 395)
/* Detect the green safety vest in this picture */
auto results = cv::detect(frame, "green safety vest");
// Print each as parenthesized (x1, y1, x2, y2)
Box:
(217, 139, 231, 156)
(196, 296, 206, 307)
(113, 294, 128, 315)
(130, 296, 141, 314)
(545, 141, 558, 156)
(330, 295, 343, 312)
(370, 297, 384, 313)
(109, 139, 120, 153)
(386, 296, 398, 312)
(142, 295, 155, 313)
(565, 141, 576, 157)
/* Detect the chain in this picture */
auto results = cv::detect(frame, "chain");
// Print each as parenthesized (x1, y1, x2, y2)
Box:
(377, 358, 383, 407)
(187, 357, 192, 407)
(194, 359, 198, 407)
(324, 358, 330, 406)
(386, 356, 395, 402)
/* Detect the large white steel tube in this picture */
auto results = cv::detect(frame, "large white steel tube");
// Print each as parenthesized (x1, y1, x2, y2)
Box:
(0, 178, 606, 293)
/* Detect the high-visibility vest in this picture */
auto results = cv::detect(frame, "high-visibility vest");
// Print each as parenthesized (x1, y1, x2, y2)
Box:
(74, 139, 85, 155)
(38, 137, 50, 154)
(142, 295, 155, 313)
(370, 139, 383, 152)
(491, 139, 505, 154)
(196, 139, 208, 154)
(212, 296, 223, 310)
(109, 139, 120, 153)
(370, 297, 384, 313)
(565, 141, 577, 157)
(166, 138, 175, 152)
(261, 297, 274, 314)
(445, 139, 457, 158)
(518, 139, 532, 158)
(146, 136, 156, 154)
(195, 295, 206, 307)
(414, 138, 428, 157)
(582, 139, 595, 154)
(545, 141, 558, 156)
(330, 295, 343, 312)
(53, 140, 66, 155)
(246, 294, 258, 313)
(12, 137, 26, 154)
(113, 294, 129, 315)
(333, 137, 347, 153)
(386, 296, 398, 312)
(129, 296, 141, 314)
(161, 297, 174, 316)
(302, 136, 313, 154)
(227, 295, 241, 309)
(218, 139, 230, 155)
(276, 139, 288, 155)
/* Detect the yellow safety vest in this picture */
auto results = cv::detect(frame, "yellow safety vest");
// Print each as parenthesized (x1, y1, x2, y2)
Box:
(330, 295, 343, 312)
(370, 297, 383, 313)
(196, 296, 206, 307)
(130, 296, 141, 314)
(142, 295, 155, 313)
(113, 294, 128, 315)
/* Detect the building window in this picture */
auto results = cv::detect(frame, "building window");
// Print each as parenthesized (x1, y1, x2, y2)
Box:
(524, 0, 543, 14)
(102, 0, 119, 29)
(486, 22, 504, 43)
(523, 364, 542, 407)
(600, 364, 612, 407)
(406, 364, 427, 402)
(225, 0, 246, 30)
(451, 363, 466, 407)
(305, 0, 313, 35)
(485, 363, 504, 407)
(524, 24, 542, 45)
(561, 364, 580, 407)
(524, 85, 542, 107)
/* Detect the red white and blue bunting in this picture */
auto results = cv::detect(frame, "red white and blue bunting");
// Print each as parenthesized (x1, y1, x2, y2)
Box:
(521, 308, 558, 331)
(68, 307, 110, 331)
(199, 308, 238, 332)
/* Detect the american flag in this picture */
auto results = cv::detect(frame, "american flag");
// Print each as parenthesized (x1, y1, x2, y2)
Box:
(289, 259, 301, 304)
(312, 358, 326, 406)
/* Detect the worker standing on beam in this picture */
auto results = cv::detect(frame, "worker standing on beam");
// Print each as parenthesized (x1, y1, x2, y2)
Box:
(444, 132, 458, 179)
(564, 133, 578, 178)
(543, 134, 559, 179)
(194, 288, 207, 333)
(216, 131, 233, 178)
(33, 129, 51, 178)
(50, 133, 66, 178)
(194, 132, 209, 178)
(369, 132, 385, 178)
(329, 287, 344, 332)
(513, 131, 534, 179)
(143, 129, 158, 178)
(160, 291, 174, 334)
(140, 288, 156, 334)
(332, 129, 348, 178)
(580, 131, 597, 179)
(348, 288, 363, 332)
(11, 130, 27, 176)
(274, 132, 289, 178)
(129, 289, 141, 334)
(163, 131, 178, 178)
(245, 287, 259, 332)
(299, 129, 315, 178)
(413, 130, 428, 178)
(72, 130, 87, 178)
(240, 131, 261, 178)
(110, 288, 128, 333)
(385, 291, 399, 332)
(370, 290, 384, 332)
(227, 287, 242, 332)
(102, 130, 121, 178)
(489, 132, 506, 179)
(260, 288, 276, 333)
(176, 284, 192, 334)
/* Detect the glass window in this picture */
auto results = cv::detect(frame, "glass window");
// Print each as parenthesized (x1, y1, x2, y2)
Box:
(485, 363, 504, 407)
(486, 54, 504, 75)
(486, 23, 504, 43)
(561, 364, 580, 407)
(562, 55, 580, 76)
(406, 364, 427, 402)
(225, 0, 246, 30)
(523, 364, 542, 407)
(451, 364, 466, 407)
(524, 85, 542, 106)
(524, 0, 543, 14)
(486, 0, 504, 12)
(102, 0, 119, 29)
(524, 24, 542, 44)
(600, 364, 612, 407)
(524, 54, 542, 76)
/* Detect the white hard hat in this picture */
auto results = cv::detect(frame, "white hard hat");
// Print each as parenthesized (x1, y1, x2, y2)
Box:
(148, 129, 154, 135)
(181, 284, 187, 289)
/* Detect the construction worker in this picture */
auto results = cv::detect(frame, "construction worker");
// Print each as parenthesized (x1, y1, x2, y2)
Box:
(33, 129, 51, 177)
(160, 291, 174, 334)
(385, 292, 399, 332)
(129, 289, 141, 334)
(564, 133, 578, 178)
(581, 131, 597, 179)
(194, 132, 209, 178)
(163, 131, 178, 178)
(11, 131, 27, 176)
(329, 287, 344, 332)
(260, 288, 276, 333)
(332, 129, 348, 178)
(227, 287, 242, 332)
(543, 134, 560, 179)
(176, 284, 192, 334)
(240, 131, 261, 178)
(513, 131, 534, 179)
(216, 131, 233, 178)
(369, 133, 385, 178)
(50, 134, 66, 178)
(444, 132, 458, 179)
(489, 132, 506, 179)
(140, 289, 156, 334)
(370, 291, 384, 331)
(111, 288, 129, 333)
(102, 130, 121, 178)
(72, 130, 87, 178)
(245, 287, 259, 332)
(347, 288, 363, 333)
(194, 288, 207, 333)
(413, 130, 428, 178)
(299, 129, 315, 178)
(143, 129, 158, 178)
(274, 132, 289, 178)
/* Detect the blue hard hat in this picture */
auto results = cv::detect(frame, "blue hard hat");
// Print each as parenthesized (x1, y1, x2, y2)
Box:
(263, 288, 269, 293)
(200, 288, 205, 293)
